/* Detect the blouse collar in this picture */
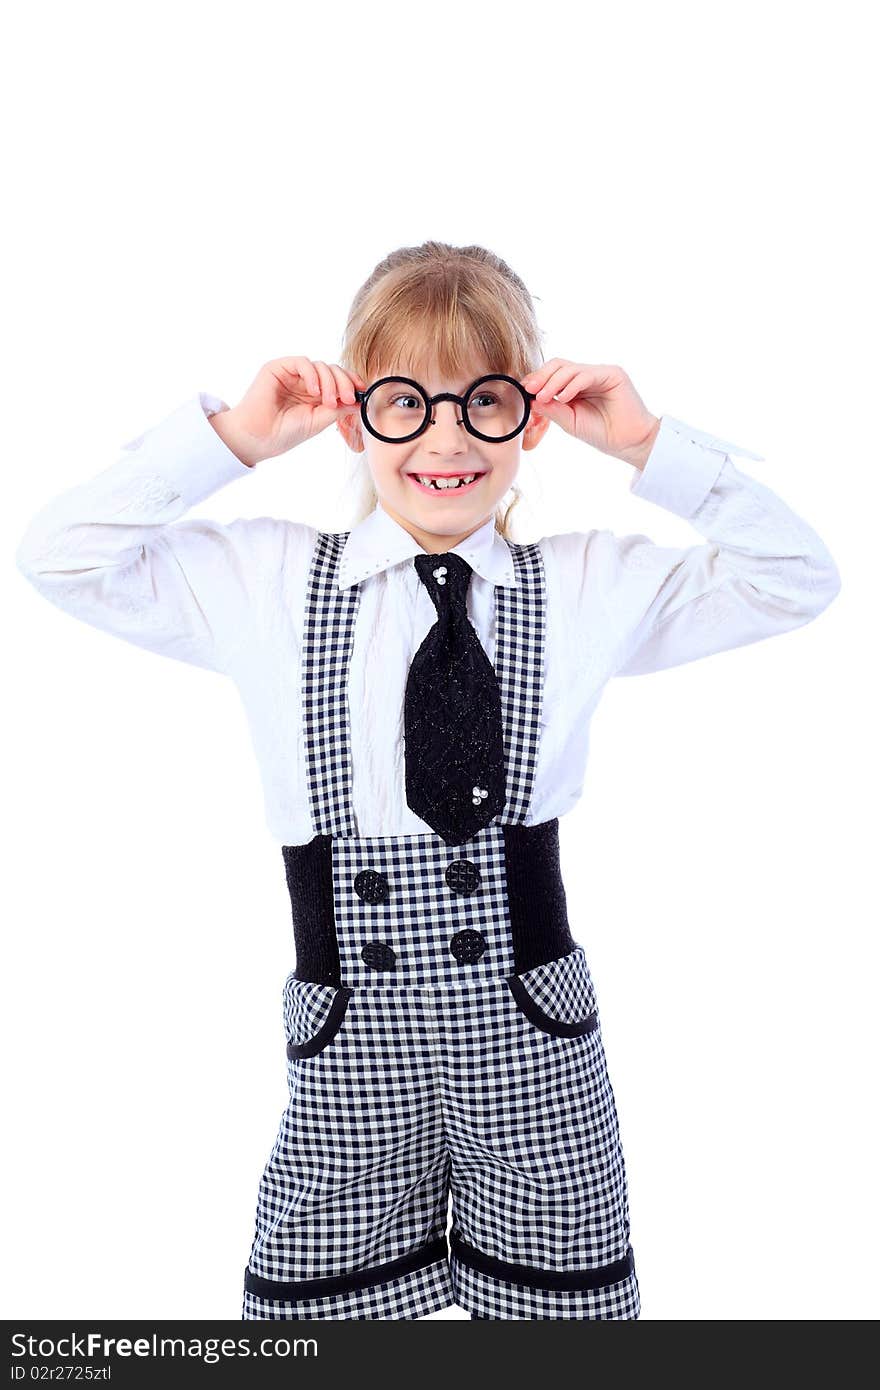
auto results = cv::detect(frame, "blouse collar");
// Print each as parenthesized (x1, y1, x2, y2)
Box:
(336, 501, 517, 590)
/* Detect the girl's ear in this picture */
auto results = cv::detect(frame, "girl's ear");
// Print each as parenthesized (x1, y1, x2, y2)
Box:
(521, 411, 552, 451)
(337, 412, 365, 452)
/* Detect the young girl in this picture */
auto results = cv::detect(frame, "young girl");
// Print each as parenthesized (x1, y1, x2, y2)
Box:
(15, 241, 841, 1321)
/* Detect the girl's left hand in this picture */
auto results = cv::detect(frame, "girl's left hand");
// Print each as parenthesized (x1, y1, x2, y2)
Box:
(521, 360, 661, 467)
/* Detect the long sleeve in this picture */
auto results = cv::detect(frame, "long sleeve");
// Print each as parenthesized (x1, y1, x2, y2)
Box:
(14, 392, 271, 675)
(604, 414, 842, 677)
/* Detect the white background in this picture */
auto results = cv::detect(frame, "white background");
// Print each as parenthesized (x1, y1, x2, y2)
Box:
(3, 0, 876, 1322)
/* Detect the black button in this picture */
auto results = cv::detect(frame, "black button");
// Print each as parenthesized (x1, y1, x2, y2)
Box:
(449, 929, 487, 964)
(354, 869, 390, 904)
(445, 859, 481, 896)
(361, 941, 397, 970)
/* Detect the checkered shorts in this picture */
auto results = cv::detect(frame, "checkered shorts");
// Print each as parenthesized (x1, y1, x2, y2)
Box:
(242, 940, 639, 1320)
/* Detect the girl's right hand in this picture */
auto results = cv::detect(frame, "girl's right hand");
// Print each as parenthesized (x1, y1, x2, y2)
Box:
(211, 357, 369, 466)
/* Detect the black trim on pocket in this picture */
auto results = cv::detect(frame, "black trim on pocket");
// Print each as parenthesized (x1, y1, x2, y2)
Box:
(286, 985, 354, 1059)
(244, 1234, 448, 1300)
(450, 1229, 635, 1291)
(505, 974, 598, 1038)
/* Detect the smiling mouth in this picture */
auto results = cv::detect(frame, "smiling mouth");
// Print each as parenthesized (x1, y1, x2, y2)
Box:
(406, 471, 487, 494)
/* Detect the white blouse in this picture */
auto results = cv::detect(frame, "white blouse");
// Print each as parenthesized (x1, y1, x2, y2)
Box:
(15, 392, 842, 845)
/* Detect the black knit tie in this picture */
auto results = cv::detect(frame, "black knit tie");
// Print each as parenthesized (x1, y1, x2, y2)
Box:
(404, 551, 507, 845)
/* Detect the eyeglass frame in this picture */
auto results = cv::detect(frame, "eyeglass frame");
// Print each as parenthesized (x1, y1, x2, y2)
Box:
(353, 372, 537, 445)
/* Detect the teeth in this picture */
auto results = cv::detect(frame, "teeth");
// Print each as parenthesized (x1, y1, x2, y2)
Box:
(414, 474, 478, 490)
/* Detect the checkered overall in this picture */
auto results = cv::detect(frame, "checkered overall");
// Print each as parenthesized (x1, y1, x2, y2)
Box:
(242, 531, 640, 1319)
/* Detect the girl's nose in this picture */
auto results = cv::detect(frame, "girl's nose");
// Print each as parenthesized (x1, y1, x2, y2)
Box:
(428, 399, 465, 437)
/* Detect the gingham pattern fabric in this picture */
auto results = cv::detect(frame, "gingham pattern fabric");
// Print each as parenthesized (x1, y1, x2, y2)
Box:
(283, 975, 345, 1049)
(243, 529, 639, 1319)
(331, 823, 517, 988)
(301, 531, 360, 837)
(243, 950, 638, 1320)
(303, 532, 546, 837)
(511, 944, 597, 1020)
(243, 1261, 454, 1321)
(456, 1264, 639, 1320)
(493, 537, 546, 824)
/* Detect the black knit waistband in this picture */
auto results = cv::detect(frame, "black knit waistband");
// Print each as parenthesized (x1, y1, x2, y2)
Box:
(281, 818, 575, 986)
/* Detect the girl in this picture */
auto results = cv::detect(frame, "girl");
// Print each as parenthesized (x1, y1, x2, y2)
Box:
(15, 241, 841, 1321)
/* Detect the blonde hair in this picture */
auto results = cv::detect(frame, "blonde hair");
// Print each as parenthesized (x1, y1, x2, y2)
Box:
(338, 241, 545, 541)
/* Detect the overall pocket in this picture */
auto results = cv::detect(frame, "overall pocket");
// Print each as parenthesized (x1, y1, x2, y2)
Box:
(283, 972, 354, 1060)
(505, 946, 599, 1039)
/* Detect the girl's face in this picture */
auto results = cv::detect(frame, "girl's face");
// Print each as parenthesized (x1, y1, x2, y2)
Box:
(337, 358, 550, 551)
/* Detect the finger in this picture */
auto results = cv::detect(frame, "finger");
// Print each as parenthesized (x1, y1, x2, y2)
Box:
(277, 356, 321, 398)
(568, 365, 623, 396)
(539, 365, 617, 401)
(333, 363, 369, 405)
(520, 359, 564, 392)
(533, 365, 578, 401)
(346, 366, 369, 393)
(313, 361, 337, 408)
(530, 396, 567, 417)
(322, 361, 353, 405)
(555, 369, 607, 403)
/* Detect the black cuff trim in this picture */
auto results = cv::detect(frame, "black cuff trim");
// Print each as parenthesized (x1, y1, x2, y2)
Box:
(506, 974, 598, 1038)
(286, 986, 354, 1059)
(450, 1230, 635, 1291)
(244, 1235, 448, 1301)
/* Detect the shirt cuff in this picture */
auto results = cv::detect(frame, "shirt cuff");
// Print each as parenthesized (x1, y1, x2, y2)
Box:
(629, 414, 766, 519)
(119, 391, 255, 508)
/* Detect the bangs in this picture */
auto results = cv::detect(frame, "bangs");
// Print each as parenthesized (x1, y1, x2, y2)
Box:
(354, 268, 532, 386)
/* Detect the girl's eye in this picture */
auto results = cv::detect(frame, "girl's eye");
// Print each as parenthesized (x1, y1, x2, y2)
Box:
(469, 393, 498, 409)
(390, 395, 421, 410)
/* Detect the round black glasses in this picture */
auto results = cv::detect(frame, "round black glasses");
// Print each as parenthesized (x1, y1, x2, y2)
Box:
(353, 373, 537, 445)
